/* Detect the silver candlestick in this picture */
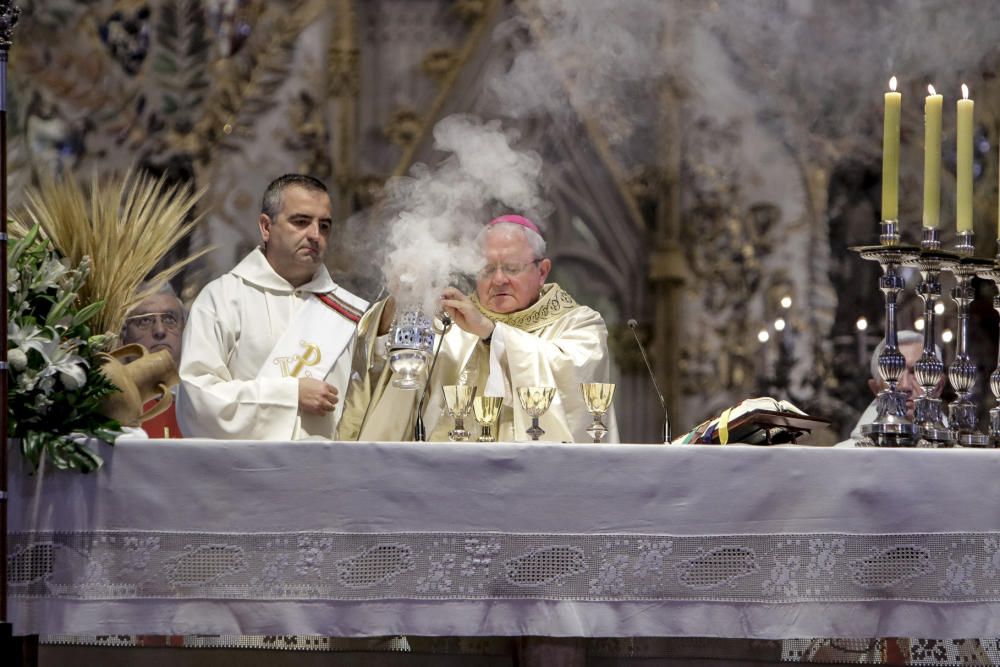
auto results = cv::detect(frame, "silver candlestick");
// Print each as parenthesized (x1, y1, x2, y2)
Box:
(977, 254, 1000, 447)
(906, 228, 956, 446)
(943, 231, 992, 447)
(851, 221, 920, 447)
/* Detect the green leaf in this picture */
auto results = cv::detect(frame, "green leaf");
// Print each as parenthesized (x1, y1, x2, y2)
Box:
(71, 300, 105, 327)
(94, 428, 121, 443)
(45, 290, 76, 326)
(9, 223, 41, 266)
(63, 442, 102, 473)
(20, 433, 43, 471)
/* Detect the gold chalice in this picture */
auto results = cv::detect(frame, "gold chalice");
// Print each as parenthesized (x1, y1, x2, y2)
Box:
(442, 385, 477, 441)
(581, 382, 616, 443)
(473, 396, 503, 442)
(516, 386, 556, 441)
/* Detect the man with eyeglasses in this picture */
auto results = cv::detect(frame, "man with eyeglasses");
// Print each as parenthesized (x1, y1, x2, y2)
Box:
(121, 284, 188, 437)
(123, 288, 186, 366)
(341, 215, 617, 443)
(178, 174, 369, 440)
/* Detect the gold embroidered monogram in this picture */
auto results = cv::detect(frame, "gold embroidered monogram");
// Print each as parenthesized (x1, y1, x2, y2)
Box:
(471, 283, 579, 333)
(257, 294, 365, 385)
(274, 340, 323, 378)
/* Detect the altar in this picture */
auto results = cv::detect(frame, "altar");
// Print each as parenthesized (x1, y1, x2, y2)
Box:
(9, 439, 1000, 643)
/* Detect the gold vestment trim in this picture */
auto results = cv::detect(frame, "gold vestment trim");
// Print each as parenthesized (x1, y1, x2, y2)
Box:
(471, 283, 579, 333)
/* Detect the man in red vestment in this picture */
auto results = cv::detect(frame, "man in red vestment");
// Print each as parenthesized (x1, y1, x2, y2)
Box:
(121, 285, 186, 438)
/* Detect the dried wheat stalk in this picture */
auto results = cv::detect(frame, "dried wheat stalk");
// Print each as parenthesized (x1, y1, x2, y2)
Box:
(16, 170, 210, 335)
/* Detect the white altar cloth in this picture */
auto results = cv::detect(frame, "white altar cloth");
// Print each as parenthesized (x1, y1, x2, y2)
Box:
(8, 440, 1000, 639)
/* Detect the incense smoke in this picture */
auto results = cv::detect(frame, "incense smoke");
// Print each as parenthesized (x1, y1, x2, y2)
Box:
(381, 115, 548, 316)
(378, 1, 669, 314)
(488, 0, 668, 149)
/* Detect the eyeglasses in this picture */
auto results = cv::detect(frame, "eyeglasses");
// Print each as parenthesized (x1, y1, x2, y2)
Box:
(477, 259, 542, 280)
(125, 312, 182, 332)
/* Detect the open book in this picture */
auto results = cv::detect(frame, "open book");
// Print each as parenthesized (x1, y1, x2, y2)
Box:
(674, 397, 828, 446)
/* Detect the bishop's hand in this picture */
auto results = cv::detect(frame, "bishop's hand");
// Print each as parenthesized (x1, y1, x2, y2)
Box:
(440, 287, 495, 340)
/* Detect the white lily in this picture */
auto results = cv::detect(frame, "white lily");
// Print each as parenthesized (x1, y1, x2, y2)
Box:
(30, 256, 69, 291)
(33, 338, 89, 392)
(8, 322, 54, 359)
(59, 368, 86, 391)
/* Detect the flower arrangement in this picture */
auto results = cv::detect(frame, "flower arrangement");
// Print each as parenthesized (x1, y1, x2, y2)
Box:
(8, 224, 120, 472)
(6, 169, 209, 473)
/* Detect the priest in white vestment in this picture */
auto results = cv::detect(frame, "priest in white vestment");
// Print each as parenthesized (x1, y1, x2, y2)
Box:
(178, 174, 368, 440)
(340, 215, 617, 443)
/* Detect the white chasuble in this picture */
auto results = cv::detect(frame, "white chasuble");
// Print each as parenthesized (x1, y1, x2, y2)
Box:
(178, 249, 367, 440)
(339, 284, 618, 443)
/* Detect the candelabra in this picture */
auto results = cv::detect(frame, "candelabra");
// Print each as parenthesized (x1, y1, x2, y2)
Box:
(907, 228, 956, 446)
(977, 254, 1000, 447)
(943, 231, 992, 447)
(851, 221, 919, 446)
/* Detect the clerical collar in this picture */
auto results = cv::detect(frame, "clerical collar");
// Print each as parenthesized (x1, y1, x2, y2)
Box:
(471, 283, 579, 332)
(230, 248, 336, 294)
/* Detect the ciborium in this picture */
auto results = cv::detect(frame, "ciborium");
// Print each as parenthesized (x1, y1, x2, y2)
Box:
(516, 386, 556, 441)
(442, 384, 476, 441)
(581, 382, 615, 443)
(388, 307, 435, 389)
(473, 396, 503, 442)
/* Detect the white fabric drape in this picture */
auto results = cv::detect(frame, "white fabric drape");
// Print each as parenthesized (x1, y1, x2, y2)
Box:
(11, 440, 1000, 639)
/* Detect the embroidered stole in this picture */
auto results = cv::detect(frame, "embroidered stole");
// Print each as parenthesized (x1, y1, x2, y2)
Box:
(470, 283, 579, 332)
(469, 284, 579, 398)
(257, 290, 369, 381)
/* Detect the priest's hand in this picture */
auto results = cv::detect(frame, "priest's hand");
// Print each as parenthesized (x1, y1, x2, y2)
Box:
(441, 287, 495, 340)
(298, 378, 339, 415)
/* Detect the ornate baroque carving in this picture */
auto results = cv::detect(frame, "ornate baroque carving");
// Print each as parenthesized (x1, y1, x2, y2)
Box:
(0, 1, 19, 51)
(421, 48, 459, 83)
(327, 45, 359, 97)
(384, 108, 422, 148)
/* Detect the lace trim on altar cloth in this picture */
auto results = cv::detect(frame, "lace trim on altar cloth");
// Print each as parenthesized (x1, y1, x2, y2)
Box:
(10, 531, 1000, 602)
(40, 634, 412, 652)
(32, 635, 1000, 665)
(783, 638, 1000, 665)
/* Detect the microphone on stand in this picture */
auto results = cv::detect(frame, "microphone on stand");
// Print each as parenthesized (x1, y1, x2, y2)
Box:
(414, 314, 452, 441)
(628, 318, 670, 444)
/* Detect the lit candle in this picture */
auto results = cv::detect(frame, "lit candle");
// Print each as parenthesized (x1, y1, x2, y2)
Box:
(956, 83, 974, 234)
(923, 85, 942, 229)
(882, 76, 901, 222)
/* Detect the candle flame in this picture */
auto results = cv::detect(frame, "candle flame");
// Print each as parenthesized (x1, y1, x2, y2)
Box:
(962, 83, 969, 99)
(928, 84, 936, 96)
(889, 76, 898, 92)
